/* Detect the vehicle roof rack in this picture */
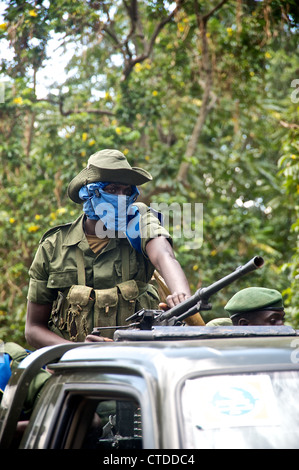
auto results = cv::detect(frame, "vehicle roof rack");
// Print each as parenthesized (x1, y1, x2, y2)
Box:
(114, 325, 298, 342)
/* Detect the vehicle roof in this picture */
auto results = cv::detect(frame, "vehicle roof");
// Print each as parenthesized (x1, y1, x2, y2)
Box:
(53, 326, 299, 378)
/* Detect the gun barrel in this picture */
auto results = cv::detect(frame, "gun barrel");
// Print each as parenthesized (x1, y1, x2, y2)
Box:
(199, 255, 264, 299)
(159, 256, 264, 321)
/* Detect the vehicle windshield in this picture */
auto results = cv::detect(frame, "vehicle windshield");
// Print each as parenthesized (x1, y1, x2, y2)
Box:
(181, 371, 299, 449)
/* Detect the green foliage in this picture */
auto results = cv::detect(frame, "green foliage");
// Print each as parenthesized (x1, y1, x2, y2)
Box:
(0, 0, 298, 345)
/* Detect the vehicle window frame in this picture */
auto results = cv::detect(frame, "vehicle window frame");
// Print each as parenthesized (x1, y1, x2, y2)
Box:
(44, 382, 150, 449)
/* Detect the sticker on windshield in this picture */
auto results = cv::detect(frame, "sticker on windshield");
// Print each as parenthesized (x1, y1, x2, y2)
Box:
(183, 374, 280, 429)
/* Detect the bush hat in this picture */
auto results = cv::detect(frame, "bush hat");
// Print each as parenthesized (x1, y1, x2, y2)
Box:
(68, 149, 153, 203)
(224, 287, 284, 319)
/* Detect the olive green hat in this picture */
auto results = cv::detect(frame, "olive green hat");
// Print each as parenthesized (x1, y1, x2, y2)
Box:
(224, 287, 284, 319)
(68, 149, 153, 203)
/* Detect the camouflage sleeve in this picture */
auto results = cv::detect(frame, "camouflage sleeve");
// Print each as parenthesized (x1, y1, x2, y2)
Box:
(27, 240, 57, 304)
(138, 204, 172, 257)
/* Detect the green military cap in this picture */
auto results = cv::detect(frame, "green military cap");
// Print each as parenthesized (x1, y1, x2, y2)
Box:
(224, 287, 284, 319)
(68, 149, 152, 203)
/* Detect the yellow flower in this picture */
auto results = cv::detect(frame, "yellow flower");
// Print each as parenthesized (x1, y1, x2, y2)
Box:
(152, 90, 158, 97)
(134, 63, 142, 73)
(291, 154, 297, 160)
(192, 264, 199, 271)
(50, 212, 57, 221)
(34, 214, 41, 220)
(88, 139, 96, 146)
(9, 217, 15, 224)
(0, 23, 7, 31)
(56, 207, 67, 215)
(82, 132, 88, 142)
(145, 155, 150, 161)
(250, 71, 255, 77)
(81, 150, 86, 157)
(211, 249, 217, 256)
(115, 127, 122, 135)
(227, 27, 233, 36)
(192, 98, 202, 107)
(123, 148, 129, 155)
(265, 52, 272, 59)
(105, 91, 111, 100)
(111, 119, 118, 126)
(28, 225, 40, 233)
(13, 97, 23, 105)
(29, 9, 38, 17)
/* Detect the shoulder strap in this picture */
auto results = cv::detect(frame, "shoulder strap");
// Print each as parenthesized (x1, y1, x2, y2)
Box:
(76, 246, 86, 285)
(121, 241, 130, 282)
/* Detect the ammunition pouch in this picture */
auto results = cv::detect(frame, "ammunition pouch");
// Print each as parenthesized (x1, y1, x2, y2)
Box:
(49, 280, 159, 341)
(67, 285, 94, 341)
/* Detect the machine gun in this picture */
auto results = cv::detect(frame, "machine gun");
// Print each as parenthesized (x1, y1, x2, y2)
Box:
(92, 256, 264, 335)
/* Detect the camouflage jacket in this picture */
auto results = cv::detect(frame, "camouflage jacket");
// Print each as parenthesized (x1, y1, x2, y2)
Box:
(27, 205, 171, 340)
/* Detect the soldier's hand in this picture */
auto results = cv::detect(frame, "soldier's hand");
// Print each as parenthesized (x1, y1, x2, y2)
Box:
(85, 335, 113, 342)
(162, 292, 190, 309)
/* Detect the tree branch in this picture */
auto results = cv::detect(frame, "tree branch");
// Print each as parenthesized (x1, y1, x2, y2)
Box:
(202, 0, 230, 22)
(139, 184, 173, 206)
(59, 99, 115, 117)
(176, 0, 228, 183)
(86, 1, 185, 81)
(122, 0, 138, 41)
(35, 97, 115, 117)
(121, 0, 185, 80)
(279, 120, 299, 129)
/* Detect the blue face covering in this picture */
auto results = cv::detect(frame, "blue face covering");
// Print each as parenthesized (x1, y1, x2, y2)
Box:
(79, 182, 140, 233)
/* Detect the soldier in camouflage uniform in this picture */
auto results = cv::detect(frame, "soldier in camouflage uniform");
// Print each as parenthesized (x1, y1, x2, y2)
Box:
(25, 149, 191, 347)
